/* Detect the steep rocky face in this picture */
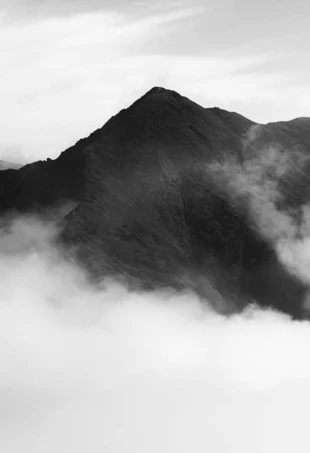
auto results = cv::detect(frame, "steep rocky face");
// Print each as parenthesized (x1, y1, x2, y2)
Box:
(1, 87, 310, 317)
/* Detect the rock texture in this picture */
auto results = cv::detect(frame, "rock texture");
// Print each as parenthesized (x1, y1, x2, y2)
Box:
(1, 87, 310, 317)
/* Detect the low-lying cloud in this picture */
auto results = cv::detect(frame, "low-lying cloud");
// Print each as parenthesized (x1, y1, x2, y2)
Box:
(1, 214, 310, 452)
(208, 137, 310, 290)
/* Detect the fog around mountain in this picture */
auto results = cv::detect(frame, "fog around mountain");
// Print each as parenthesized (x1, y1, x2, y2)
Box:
(2, 88, 310, 452)
(2, 213, 310, 453)
(2, 87, 310, 317)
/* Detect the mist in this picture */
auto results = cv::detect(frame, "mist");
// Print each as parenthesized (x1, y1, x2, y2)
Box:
(0, 215, 310, 452)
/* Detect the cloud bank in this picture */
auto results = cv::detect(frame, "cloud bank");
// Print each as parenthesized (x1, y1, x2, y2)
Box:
(1, 214, 310, 452)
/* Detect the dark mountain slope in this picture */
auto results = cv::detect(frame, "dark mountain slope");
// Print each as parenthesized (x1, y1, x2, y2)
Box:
(0, 87, 253, 214)
(1, 87, 310, 317)
(0, 147, 86, 212)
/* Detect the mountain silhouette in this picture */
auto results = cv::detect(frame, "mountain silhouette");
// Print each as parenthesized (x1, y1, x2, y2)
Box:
(1, 87, 310, 317)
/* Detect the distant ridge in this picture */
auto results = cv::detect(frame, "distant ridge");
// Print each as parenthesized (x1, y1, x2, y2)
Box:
(0, 160, 22, 170)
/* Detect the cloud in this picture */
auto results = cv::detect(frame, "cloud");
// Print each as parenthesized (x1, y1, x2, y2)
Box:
(241, 124, 263, 149)
(0, 0, 197, 20)
(1, 5, 310, 164)
(0, 0, 111, 18)
(206, 135, 310, 300)
(1, 213, 310, 452)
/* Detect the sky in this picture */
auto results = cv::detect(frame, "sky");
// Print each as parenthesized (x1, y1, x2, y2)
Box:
(0, 0, 310, 163)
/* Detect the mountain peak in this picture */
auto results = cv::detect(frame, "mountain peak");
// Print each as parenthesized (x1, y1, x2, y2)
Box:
(135, 86, 202, 111)
(145, 86, 169, 95)
(143, 86, 180, 98)
(2, 88, 310, 318)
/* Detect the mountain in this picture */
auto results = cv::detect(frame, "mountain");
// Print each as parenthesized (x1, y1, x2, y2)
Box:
(1, 87, 310, 318)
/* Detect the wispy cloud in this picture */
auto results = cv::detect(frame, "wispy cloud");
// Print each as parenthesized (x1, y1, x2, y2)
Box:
(0, 0, 203, 21)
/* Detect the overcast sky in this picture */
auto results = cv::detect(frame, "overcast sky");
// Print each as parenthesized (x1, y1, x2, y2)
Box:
(1, 0, 310, 162)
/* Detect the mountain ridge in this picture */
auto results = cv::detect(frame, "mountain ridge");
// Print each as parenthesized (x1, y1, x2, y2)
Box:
(1, 86, 310, 318)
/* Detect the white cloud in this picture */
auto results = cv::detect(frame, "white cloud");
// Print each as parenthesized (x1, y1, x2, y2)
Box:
(1, 215, 310, 452)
